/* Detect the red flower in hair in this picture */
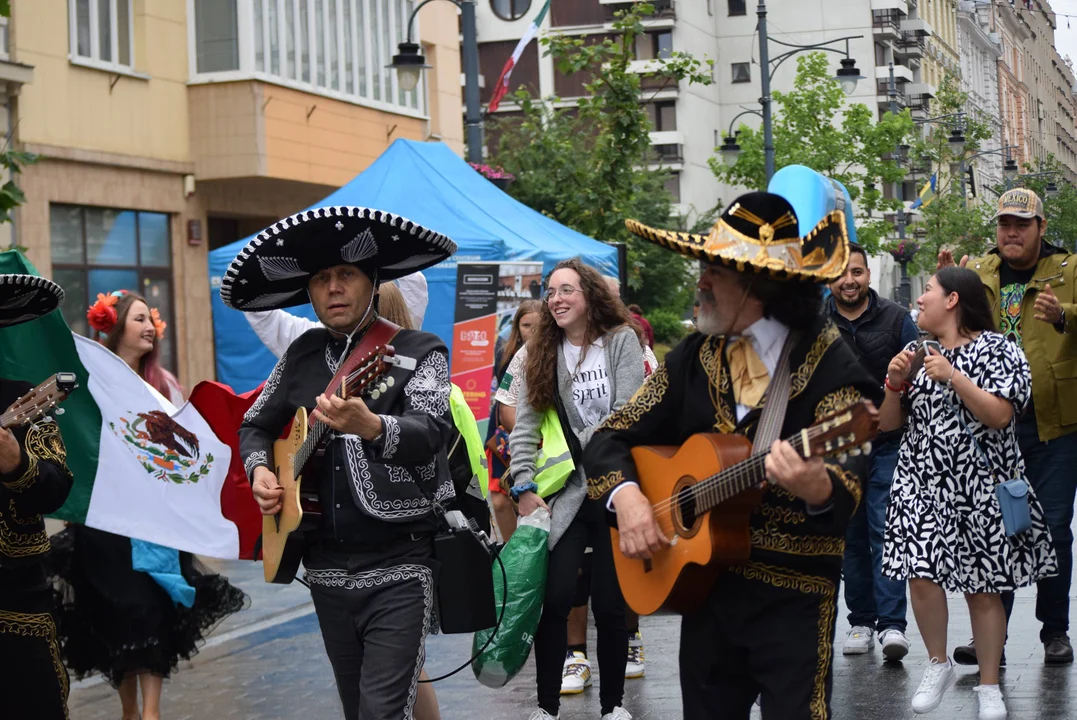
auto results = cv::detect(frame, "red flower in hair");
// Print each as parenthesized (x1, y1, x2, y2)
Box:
(150, 308, 167, 340)
(87, 293, 119, 334)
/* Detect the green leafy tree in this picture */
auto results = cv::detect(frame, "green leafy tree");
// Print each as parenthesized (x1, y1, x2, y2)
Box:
(488, 2, 714, 314)
(0, 0, 35, 249)
(710, 53, 914, 253)
(903, 74, 994, 273)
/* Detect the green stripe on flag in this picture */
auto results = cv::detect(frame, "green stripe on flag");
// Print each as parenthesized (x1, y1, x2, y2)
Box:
(0, 250, 100, 522)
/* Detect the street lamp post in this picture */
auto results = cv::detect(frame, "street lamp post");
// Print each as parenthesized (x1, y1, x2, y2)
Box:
(755, 1, 863, 182)
(390, 0, 483, 164)
(887, 63, 912, 309)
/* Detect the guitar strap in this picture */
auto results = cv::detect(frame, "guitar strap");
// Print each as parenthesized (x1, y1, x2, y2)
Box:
(750, 331, 799, 456)
(312, 317, 402, 427)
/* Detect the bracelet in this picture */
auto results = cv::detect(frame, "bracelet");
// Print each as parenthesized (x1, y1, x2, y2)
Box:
(884, 377, 906, 393)
(510, 481, 539, 500)
(947, 366, 957, 385)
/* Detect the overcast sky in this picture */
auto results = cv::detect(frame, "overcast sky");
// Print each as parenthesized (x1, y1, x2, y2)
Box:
(1055, 6, 1077, 70)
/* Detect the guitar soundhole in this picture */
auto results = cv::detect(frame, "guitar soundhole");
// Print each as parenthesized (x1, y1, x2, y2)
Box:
(673, 483, 702, 538)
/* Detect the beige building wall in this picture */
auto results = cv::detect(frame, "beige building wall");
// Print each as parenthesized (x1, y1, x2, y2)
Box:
(921, 0, 960, 90)
(16, 0, 190, 163)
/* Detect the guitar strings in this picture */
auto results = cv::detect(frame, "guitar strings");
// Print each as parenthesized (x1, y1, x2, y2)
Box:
(0, 377, 61, 428)
(648, 427, 822, 519)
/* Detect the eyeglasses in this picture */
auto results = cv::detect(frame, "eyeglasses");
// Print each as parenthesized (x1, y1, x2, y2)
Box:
(545, 285, 581, 302)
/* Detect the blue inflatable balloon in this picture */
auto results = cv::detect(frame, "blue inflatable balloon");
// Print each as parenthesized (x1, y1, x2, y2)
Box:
(767, 165, 858, 246)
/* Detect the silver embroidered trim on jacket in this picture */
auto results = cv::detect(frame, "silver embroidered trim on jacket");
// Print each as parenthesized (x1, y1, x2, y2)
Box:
(403, 352, 450, 417)
(244, 450, 268, 480)
(344, 438, 430, 519)
(244, 350, 288, 422)
(379, 415, 401, 458)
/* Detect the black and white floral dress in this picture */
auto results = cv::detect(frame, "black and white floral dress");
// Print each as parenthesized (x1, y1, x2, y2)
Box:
(882, 331, 1057, 593)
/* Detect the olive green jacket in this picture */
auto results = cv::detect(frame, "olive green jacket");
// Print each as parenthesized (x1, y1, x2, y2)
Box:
(969, 248, 1077, 441)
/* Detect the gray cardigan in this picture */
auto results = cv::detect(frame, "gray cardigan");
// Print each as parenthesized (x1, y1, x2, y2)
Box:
(510, 326, 645, 549)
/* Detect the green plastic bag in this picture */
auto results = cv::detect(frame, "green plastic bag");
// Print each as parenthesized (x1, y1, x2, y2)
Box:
(471, 508, 551, 688)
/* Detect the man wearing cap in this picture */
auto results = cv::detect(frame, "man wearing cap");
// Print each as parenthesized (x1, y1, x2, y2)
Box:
(584, 192, 880, 719)
(0, 272, 74, 720)
(231, 206, 458, 719)
(939, 187, 1077, 665)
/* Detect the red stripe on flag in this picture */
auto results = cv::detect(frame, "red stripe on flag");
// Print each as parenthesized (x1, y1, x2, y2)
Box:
(487, 58, 515, 114)
(188, 380, 265, 561)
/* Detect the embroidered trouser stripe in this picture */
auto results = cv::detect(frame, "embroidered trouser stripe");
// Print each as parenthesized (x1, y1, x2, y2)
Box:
(0, 609, 70, 720)
(306, 563, 434, 720)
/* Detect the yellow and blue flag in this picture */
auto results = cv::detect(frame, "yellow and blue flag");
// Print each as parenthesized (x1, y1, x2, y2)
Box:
(910, 172, 937, 210)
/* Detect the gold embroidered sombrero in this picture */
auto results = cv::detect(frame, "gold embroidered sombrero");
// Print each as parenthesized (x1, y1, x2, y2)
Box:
(625, 191, 850, 283)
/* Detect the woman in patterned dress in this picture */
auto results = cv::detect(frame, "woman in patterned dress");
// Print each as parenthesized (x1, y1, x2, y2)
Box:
(880, 267, 1056, 719)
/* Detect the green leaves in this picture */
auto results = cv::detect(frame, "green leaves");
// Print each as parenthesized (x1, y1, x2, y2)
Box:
(709, 53, 915, 255)
(0, 149, 36, 227)
(488, 2, 714, 314)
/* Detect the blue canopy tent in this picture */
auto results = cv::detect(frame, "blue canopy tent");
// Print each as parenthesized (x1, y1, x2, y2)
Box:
(208, 139, 619, 392)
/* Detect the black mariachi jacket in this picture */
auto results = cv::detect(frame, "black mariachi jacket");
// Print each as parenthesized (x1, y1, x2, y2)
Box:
(239, 327, 455, 545)
(0, 378, 73, 573)
(584, 315, 881, 587)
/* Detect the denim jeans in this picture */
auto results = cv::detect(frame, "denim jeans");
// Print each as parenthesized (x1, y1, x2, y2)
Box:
(1001, 420, 1077, 642)
(842, 437, 908, 632)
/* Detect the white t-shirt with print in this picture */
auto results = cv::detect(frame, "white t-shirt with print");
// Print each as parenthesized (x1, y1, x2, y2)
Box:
(562, 338, 610, 427)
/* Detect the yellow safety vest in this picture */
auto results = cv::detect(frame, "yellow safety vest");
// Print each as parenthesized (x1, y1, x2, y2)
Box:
(534, 408, 575, 498)
(449, 384, 489, 496)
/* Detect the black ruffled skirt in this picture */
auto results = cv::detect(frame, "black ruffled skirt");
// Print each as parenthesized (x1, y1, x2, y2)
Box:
(47, 525, 249, 687)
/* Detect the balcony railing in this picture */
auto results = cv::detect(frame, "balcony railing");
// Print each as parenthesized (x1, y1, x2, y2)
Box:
(873, 10, 903, 35)
(649, 143, 683, 163)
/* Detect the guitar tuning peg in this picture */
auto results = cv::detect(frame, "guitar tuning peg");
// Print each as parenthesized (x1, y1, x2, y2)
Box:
(54, 408, 64, 415)
(378, 383, 388, 393)
(848, 447, 861, 457)
(838, 452, 848, 463)
(385, 377, 395, 387)
(371, 389, 381, 400)
(862, 442, 872, 455)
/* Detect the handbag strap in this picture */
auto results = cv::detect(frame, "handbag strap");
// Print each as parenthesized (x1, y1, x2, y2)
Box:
(940, 386, 1005, 485)
(553, 389, 585, 465)
(751, 332, 799, 455)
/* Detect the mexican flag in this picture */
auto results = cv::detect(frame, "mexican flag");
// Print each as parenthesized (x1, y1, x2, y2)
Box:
(487, 0, 551, 113)
(0, 251, 261, 559)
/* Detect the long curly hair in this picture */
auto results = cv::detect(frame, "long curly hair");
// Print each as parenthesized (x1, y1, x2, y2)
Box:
(377, 282, 415, 330)
(95, 291, 181, 400)
(498, 299, 543, 378)
(524, 258, 639, 411)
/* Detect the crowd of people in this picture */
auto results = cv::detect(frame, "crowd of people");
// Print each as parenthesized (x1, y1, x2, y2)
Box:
(2, 174, 1076, 720)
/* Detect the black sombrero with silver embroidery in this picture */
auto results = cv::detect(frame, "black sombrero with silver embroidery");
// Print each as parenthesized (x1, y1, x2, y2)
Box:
(0, 274, 64, 328)
(220, 206, 457, 311)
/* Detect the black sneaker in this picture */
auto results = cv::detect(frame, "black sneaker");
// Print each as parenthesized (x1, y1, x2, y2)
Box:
(952, 639, 1006, 667)
(1044, 635, 1074, 665)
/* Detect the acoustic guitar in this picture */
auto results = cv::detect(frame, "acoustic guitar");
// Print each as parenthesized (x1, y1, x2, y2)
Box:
(613, 401, 879, 615)
(262, 345, 396, 584)
(2, 373, 79, 428)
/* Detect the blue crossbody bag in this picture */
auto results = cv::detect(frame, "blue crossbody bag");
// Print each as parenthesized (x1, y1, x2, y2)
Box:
(945, 393, 1031, 537)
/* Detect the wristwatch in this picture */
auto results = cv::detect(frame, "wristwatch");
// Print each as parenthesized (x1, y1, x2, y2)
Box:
(370, 417, 385, 447)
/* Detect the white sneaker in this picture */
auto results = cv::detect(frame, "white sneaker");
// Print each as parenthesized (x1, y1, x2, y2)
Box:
(601, 708, 632, 720)
(842, 625, 875, 655)
(974, 685, 1007, 719)
(880, 628, 911, 662)
(560, 650, 592, 695)
(625, 630, 646, 679)
(911, 658, 957, 714)
(528, 710, 558, 720)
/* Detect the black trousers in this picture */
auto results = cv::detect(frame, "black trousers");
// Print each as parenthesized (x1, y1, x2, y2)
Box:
(0, 569, 69, 720)
(305, 538, 435, 720)
(535, 498, 628, 716)
(679, 563, 839, 720)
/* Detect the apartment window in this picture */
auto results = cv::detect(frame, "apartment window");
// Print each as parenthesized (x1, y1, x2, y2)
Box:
(69, 0, 133, 69)
(665, 173, 681, 203)
(646, 101, 677, 132)
(195, 0, 240, 73)
(50, 205, 176, 372)
(194, 0, 423, 114)
(491, 0, 531, 21)
(728, 0, 746, 15)
(732, 62, 751, 83)
(653, 31, 673, 60)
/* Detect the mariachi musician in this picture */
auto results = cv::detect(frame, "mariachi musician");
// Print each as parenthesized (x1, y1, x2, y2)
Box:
(0, 273, 74, 720)
(230, 206, 457, 720)
(583, 191, 880, 720)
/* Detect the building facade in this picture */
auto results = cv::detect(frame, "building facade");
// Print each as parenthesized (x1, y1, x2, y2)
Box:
(9, 0, 462, 387)
(475, 0, 722, 224)
(957, 0, 1004, 191)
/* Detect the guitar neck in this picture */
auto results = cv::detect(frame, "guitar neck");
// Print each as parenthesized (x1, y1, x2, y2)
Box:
(293, 370, 369, 476)
(691, 432, 808, 517)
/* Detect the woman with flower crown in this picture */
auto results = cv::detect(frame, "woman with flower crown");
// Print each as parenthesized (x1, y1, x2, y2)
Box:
(50, 290, 247, 720)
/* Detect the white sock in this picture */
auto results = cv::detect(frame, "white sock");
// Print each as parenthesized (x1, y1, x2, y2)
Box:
(978, 684, 999, 690)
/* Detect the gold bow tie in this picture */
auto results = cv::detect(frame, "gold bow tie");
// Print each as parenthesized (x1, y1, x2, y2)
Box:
(726, 336, 770, 409)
